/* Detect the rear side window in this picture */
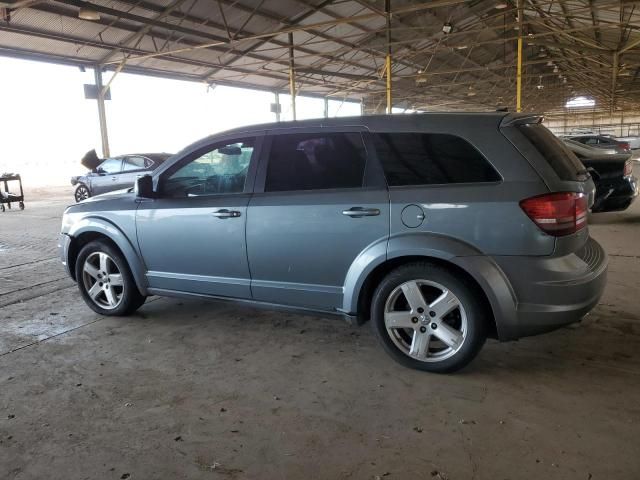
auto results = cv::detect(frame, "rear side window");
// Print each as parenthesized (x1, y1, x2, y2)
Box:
(265, 132, 366, 192)
(518, 125, 587, 181)
(372, 133, 500, 186)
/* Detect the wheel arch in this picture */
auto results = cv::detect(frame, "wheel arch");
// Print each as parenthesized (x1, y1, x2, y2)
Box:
(343, 234, 518, 340)
(67, 218, 148, 294)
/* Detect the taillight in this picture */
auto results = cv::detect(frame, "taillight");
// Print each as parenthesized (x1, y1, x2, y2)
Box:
(624, 161, 633, 177)
(619, 142, 631, 151)
(520, 192, 588, 237)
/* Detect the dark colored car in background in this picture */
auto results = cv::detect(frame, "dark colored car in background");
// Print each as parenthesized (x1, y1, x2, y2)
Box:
(71, 150, 172, 202)
(567, 134, 631, 153)
(563, 139, 638, 212)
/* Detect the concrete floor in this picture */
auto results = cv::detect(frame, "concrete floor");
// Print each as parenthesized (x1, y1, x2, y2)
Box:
(1, 182, 639, 480)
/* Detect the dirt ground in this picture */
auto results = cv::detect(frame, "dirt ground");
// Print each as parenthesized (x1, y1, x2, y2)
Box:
(1, 179, 639, 480)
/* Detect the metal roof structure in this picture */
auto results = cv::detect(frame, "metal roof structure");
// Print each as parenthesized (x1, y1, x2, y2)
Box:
(1, 0, 640, 113)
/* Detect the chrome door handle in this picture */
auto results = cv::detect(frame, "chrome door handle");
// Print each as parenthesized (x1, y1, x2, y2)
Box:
(212, 209, 241, 218)
(342, 207, 380, 218)
(111, 176, 117, 181)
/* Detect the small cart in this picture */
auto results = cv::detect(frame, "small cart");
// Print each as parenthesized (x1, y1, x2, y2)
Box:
(0, 173, 25, 212)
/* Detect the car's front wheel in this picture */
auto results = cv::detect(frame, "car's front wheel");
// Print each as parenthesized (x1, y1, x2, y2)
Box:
(371, 262, 487, 373)
(74, 184, 91, 202)
(75, 240, 146, 316)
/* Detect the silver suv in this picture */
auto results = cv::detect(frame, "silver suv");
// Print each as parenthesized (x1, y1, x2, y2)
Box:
(59, 113, 607, 372)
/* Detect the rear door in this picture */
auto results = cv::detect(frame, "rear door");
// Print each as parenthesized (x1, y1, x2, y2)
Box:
(118, 155, 149, 190)
(246, 128, 389, 310)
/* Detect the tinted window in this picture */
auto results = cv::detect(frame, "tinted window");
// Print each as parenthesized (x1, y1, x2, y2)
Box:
(164, 139, 254, 197)
(265, 133, 366, 192)
(518, 125, 587, 181)
(122, 156, 146, 171)
(98, 158, 122, 174)
(372, 133, 500, 186)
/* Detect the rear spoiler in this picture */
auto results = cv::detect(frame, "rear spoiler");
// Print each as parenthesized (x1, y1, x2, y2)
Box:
(500, 113, 544, 127)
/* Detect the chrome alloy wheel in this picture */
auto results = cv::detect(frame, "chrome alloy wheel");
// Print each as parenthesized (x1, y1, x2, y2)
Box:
(75, 185, 90, 202)
(81, 252, 124, 310)
(384, 279, 468, 363)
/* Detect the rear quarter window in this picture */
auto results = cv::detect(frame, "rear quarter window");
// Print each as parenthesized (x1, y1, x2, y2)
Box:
(517, 125, 587, 181)
(371, 132, 500, 186)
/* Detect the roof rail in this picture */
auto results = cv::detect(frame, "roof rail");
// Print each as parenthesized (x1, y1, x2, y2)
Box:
(500, 113, 544, 127)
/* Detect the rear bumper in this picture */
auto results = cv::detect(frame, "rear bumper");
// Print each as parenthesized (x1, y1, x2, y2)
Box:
(490, 237, 607, 340)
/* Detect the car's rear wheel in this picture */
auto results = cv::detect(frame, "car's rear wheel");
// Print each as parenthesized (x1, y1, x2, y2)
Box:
(75, 240, 146, 316)
(75, 184, 91, 202)
(371, 262, 487, 373)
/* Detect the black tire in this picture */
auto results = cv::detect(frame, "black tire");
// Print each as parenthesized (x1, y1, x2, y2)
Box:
(75, 239, 146, 316)
(75, 184, 91, 202)
(0, 204, 4, 212)
(371, 262, 487, 373)
(19, 201, 24, 210)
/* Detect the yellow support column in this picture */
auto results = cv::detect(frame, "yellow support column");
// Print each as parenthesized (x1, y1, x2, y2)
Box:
(516, 0, 523, 112)
(385, 0, 392, 114)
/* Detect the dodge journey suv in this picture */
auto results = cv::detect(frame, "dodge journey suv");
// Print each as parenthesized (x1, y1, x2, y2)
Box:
(59, 113, 607, 372)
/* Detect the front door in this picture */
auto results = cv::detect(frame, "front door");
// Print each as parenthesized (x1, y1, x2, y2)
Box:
(136, 137, 260, 298)
(246, 130, 389, 310)
(92, 157, 123, 195)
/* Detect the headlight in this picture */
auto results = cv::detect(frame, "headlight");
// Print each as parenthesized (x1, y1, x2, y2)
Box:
(61, 212, 75, 233)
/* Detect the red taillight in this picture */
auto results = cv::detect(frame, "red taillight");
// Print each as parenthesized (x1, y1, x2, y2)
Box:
(624, 161, 633, 177)
(620, 142, 631, 151)
(520, 192, 588, 237)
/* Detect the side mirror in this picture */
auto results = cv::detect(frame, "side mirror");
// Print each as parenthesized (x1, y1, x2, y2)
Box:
(135, 175, 154, 198)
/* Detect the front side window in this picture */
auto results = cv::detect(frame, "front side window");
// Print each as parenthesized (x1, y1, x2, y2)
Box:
(122, 156, 147, 171)
(265, 132, 366, 192)
(163, 139, 255, 197)
(372, 133, 500, 186)
(98, 158, 122, 174)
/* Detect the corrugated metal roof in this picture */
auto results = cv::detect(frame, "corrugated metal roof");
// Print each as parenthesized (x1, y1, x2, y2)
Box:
(0, 0, 639, 112)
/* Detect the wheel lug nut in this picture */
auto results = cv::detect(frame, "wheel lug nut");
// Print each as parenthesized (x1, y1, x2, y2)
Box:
(429, 311, 436, 317)
(417, 307, 424, 314)
(411, 317, 418, 323)
(431, 323, 438, 329)
(419, 326, 427, 333)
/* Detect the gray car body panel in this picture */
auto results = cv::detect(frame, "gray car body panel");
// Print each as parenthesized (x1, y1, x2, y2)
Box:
(60, 113, 608, 341)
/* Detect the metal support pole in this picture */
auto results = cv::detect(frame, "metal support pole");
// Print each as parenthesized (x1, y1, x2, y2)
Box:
(288, 32, 296, 121)
(516, 0, 523, 112)
(611, 51, 619, 114)
(385, 0, 392, 114)
(274, 91, 281, 122)
(94, 67, 110, 157)
(360, 98, 365, 116)
(323, 97, 329, 118)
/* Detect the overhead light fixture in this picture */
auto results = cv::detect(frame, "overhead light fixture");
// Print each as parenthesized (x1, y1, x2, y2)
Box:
(455, 45, 468, 50)
(78, 7, 100, 21)
(442, 23, 453, 34)
(536, 75, 544, 90)
(553, 66, 559, 73)
(546, 61, 554, 67)
(495, 3, 508, 9)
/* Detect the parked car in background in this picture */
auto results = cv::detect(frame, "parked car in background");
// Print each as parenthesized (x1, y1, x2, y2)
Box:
(615, 135, 640, 150)
(59, 113, 607, 373)
(71, 150, 172, 202)
(563, 139, 638, 212)
(567, 134, 631, 153)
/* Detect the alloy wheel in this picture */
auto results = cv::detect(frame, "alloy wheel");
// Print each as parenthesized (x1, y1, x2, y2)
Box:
(383, 279, 468, 363)
(81, 252, 124, 310)
(75, 185, 90, 202)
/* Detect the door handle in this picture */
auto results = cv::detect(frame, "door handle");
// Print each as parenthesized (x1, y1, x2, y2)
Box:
(212, 209, 241, 219)
(111, 176, 117, 181)
(342, 207, 380, 218)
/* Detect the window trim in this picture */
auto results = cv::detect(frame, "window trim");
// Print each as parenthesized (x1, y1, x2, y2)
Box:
(253, 129, 383, 194)
(370, 131, 503, 188)
(121, 155, 148, 173)
(156, 135, 263, 198)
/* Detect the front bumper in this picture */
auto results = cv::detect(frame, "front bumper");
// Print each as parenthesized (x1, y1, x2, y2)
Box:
(58, 233, 73, 278)
(491, 237, 608, 340)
